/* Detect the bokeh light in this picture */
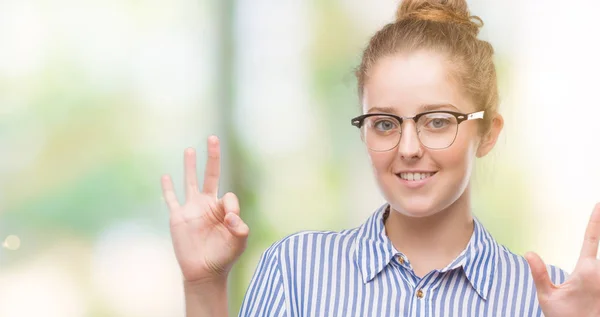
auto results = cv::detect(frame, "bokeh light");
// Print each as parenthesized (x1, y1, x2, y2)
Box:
(3, 235, 21, 251)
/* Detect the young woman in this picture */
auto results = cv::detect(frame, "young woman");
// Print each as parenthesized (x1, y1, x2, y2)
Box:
(161, 0, 600, 316)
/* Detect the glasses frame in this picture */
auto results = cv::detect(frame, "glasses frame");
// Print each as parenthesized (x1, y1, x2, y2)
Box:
(350, 110, 485, 151)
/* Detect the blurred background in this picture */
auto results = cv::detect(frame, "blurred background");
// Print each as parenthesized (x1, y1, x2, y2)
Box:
(1, 0, 599, 316)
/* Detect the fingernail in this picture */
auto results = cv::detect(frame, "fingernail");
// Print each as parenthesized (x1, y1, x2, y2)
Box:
(228, 214, 238, 227)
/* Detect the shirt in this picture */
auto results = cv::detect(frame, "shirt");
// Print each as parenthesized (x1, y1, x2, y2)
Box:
(238, 204, 568, 316)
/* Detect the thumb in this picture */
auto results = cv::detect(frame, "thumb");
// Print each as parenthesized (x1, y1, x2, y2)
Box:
(220, 192, 249, 240)
(525, 251, 553, 299)
(224, 212, 250, 239)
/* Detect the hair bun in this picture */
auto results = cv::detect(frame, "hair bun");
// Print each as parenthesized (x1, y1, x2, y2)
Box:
(396, 0, 483, 36)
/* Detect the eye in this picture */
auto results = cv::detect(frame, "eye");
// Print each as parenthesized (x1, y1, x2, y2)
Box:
(428, 118, 450, 129)
(373, 119, 398, 131)
(420, 113, 455, 130)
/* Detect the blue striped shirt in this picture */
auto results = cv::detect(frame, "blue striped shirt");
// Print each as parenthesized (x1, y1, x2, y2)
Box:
(239, 204, 568, 316)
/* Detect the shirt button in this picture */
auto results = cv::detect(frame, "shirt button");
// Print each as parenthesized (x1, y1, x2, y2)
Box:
(416, 289, 424, 299)
(398, 256, 405, 264)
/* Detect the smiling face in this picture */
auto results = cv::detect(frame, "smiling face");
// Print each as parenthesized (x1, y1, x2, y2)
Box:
(362, 50, 488, 218)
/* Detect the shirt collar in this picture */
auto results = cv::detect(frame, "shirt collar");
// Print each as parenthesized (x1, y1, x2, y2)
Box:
(354, 204, 500, 300)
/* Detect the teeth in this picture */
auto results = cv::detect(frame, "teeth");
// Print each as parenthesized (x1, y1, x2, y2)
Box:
(399, 172, 434, 181)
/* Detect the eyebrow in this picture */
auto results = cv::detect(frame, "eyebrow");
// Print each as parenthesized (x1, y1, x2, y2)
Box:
(367, 106, 397, 114)
(366, 104, 460, 114)
(420, 104, 460, 112)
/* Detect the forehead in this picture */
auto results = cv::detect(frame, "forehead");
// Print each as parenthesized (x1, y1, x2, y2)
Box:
(362, 50, 473, 115)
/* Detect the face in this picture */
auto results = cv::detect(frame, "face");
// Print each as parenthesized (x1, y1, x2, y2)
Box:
(362, 50, 500, 218)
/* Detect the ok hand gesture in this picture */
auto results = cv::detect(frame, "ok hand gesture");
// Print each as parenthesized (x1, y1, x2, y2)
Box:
(161, 136, 250, 284)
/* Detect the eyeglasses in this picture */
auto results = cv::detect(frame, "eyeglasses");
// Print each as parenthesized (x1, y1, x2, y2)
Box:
(350, 110, 485, 151)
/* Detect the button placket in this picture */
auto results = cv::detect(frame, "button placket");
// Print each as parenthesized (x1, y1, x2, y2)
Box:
(409, 287, 427, 317)
(410, 271, 439, 315)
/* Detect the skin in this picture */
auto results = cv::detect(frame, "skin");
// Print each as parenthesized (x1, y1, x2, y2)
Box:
(362, 50, 503, 277)
(161, 50, 600, 317)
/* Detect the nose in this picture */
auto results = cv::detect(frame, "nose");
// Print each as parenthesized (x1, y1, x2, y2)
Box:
(397, 120, 423, 160)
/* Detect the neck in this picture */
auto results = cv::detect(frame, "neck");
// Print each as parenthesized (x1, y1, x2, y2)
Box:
(384, 189, 474, 277)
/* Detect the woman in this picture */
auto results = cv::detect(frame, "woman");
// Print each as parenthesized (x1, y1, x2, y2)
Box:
(161, 0, 600, 316)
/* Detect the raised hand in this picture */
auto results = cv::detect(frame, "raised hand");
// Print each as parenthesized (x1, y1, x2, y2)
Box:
(526, 203, 600, 317)
(161, 136, 250, 284)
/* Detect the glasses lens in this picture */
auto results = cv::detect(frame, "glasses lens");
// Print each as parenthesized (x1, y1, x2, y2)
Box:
(362, 115, 401, 151)
(416, 112, 459, 149)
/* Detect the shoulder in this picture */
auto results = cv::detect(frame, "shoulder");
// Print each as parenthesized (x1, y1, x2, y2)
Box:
(260, 227, 361, 266)
(476, 243, 569, 314)
(496, 245, 569, 285)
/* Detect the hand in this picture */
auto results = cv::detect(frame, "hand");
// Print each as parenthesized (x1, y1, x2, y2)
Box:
(526, 203, 600, 317)
(161, 136, 250, 284)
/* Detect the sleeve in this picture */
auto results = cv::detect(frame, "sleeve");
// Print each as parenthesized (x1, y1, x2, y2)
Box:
(238, 245, 288, 317)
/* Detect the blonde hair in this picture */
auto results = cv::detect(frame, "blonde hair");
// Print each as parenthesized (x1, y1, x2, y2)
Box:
(356, 0, 498, 134)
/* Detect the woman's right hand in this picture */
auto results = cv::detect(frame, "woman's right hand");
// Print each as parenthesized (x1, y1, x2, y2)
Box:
(161, 136, 250, 284)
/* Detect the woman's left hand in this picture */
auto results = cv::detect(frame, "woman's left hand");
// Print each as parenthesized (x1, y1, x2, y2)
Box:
(526, 203, 600, 317)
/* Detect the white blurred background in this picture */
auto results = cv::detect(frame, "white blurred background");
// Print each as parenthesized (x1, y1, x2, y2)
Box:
(0, 0, 598, 316)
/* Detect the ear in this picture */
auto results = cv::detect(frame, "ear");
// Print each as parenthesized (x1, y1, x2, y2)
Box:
(476, 113, 504, 158)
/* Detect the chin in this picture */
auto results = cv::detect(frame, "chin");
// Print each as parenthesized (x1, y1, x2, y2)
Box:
(388, 198, 442, 218)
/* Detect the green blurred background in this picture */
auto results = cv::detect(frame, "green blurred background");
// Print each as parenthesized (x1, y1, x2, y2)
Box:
(1, 0, 599, 316)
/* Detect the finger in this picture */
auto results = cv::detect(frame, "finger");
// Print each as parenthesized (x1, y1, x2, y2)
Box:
(221, 192, 240, 216)
(202, 136, 221, 197)
(224, 212, 250, 239)
(580, 202, 600, 259)
(525, 252, 553, 298)
(161, 174, 180, 210)
(184, 147, 199, 201)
